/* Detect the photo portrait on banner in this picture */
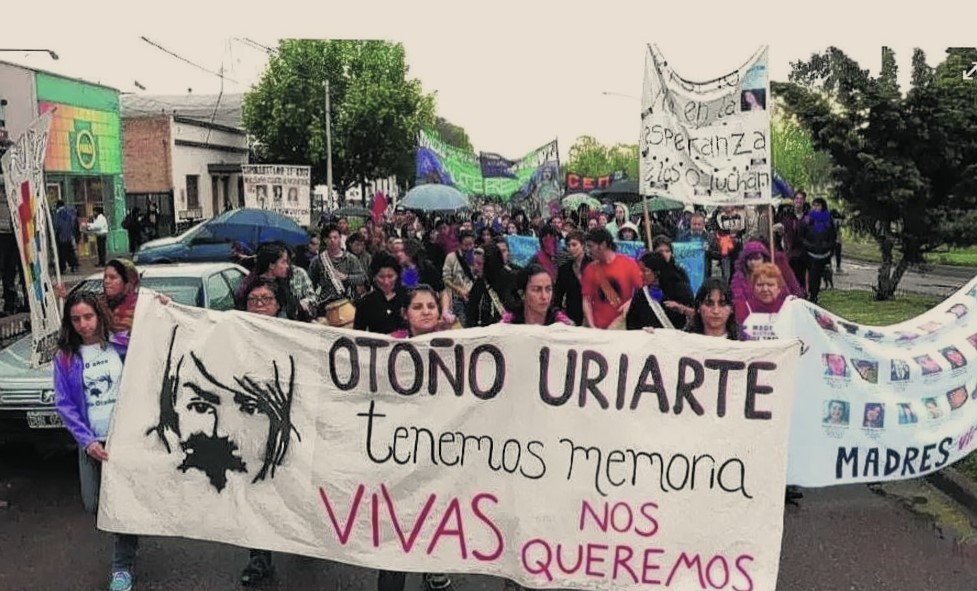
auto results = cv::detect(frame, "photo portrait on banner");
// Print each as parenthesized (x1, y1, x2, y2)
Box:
(774, 276, 977, 487)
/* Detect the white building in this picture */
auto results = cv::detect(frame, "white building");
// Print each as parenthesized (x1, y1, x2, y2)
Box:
(122, 94, 249, 235)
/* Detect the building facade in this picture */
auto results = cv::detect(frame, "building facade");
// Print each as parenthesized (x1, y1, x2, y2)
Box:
(122, 94, 249, 236)
(0, 62, 127, 256)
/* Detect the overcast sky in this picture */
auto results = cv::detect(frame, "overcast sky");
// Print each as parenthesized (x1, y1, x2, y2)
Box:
(3, 1, 971, 161)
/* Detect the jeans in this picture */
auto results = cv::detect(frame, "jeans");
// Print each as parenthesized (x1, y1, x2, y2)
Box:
(788, 255, 808, 295)
(57, 240, 79, 272)
(96, 235, 107, 266)
(78, 448, 140, 571)
(377, 570, 406, 591)
(451, 293, 467, 327)
(806, 254, 831, 304)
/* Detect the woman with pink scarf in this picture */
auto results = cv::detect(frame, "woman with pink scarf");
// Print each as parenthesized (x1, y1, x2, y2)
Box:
(730, 240, 803, 326)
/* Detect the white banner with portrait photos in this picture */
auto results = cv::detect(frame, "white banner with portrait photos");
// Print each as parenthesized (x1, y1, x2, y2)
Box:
(241, 164, 311, 226)
(99, 296, 801, 591)
(774, 276, 977, 487)
(639, 45, 772, 206)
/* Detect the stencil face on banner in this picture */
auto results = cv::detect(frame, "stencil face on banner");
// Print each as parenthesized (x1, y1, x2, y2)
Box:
(774, 275, 977, 487)
(145, 326, 301, 493)
(100, 297, 801, 591)
(639, 45, 772, 206)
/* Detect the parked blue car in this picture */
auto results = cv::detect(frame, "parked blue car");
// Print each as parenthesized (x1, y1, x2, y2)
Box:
(134, 208, 309, 264)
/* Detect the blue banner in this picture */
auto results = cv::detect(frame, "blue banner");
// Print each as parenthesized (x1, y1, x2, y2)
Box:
(506, 236, 655, 269)
(506, 235, 541, 268)
(674, 240, 707, 293)
(616, 240, 646, 260)
(479, 152, 518, 178)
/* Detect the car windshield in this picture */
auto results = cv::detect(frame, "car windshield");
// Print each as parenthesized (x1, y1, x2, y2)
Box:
(71, 277, 204, 307)
(179, 221, 213, 242)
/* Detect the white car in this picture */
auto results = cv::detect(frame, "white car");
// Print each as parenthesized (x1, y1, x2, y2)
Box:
(0, 262, 247, 449)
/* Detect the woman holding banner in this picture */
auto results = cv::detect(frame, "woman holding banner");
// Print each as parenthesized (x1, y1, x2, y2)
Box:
(684, 278, 739, 340)
(626, 252, 693, 330)
(497, 265, 571, 591)
(380, 284, 454, 591)
(54, 290, 139, 591)
(501, 263, 574, 327)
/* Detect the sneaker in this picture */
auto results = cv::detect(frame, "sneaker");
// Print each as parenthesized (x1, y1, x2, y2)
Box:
(109, 570, 133, 591)
(240, 553, 275, 586)
(424, 573, 452, 590)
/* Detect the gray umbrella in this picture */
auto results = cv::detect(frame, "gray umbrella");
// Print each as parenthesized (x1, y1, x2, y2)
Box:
(401, 184, 470, 212)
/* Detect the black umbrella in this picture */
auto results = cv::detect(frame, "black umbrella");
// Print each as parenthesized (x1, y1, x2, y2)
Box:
(332, 205, 372, 218)
(591, 179, 642, 203)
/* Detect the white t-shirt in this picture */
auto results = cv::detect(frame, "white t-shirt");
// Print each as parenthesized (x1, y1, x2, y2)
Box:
(80, 343, 124, 441)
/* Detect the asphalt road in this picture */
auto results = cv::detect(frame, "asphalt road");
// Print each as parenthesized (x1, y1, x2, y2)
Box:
(828, 259, 973, 299)
(3, 446, 977, 591)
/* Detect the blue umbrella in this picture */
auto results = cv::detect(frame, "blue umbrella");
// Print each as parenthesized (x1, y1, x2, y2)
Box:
(402, 184, 470, 212)
(203, 208, 308, 248)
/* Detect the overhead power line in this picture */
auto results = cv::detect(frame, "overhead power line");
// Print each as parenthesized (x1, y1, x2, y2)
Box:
(139, 36, 240, 84)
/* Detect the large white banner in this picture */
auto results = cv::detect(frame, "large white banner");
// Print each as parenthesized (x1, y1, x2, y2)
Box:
(241, 164, 311, 226)
(775, 277, 977, 487)
(639, 45, 772, 206)
(100, 297, 801, 590)
(0, 111, 59, 367)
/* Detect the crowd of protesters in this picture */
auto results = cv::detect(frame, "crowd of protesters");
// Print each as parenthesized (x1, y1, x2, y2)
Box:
(48, 188, 841, 591)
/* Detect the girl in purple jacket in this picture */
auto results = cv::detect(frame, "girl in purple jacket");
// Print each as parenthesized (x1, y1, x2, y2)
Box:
(53, 290, 138, 591)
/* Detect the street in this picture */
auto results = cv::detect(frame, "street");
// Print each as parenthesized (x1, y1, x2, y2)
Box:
(3, 445, 977, 590)
(830, 258, 973, 299)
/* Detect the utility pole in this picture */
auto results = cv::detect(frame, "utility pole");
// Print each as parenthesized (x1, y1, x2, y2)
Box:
(324, 79, 333, 212)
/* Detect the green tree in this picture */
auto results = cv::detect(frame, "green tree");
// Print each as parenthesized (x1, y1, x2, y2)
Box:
(770, 108, 834, 197)
(433, 117, 473, 152)
(774, 46, 977, 300)
(564, 136, 638, 181)
(243, 39, 435, 204)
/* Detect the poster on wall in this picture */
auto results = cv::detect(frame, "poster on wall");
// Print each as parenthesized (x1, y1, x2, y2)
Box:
(100, 297, 801, 591)
(241, 164, 312, 226)
(0, 111, 61, 367)
(639, 45, 772, 206)
(773, 277, 977, 487)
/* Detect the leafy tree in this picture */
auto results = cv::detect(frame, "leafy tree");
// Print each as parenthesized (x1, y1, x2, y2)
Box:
(564, 136, 638, 181)
(774, 46, 977, 300)
(243, 39, 435, 205)
(770, 107, 834, 197)
(433, 117, 473, 152)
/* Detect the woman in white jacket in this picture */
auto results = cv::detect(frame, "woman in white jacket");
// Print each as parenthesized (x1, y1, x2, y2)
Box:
(85, 206, 109, 267)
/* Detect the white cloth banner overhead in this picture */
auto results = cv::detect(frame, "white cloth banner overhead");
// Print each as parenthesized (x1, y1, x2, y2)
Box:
(241, 164, 312, 226)
(0, 111, 60, 367)
(100, 297, 801, 591)
(775, 277, 977, 487)
(639, 45, 772, 207)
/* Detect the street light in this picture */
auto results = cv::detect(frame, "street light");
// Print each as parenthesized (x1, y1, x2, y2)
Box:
(0, 49, 58, 60)
(601, 91, 639, 100)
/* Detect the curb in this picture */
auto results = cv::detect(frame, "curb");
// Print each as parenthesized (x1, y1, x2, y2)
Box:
(847, 255, 977, 280)
(926, 468, 977, 521)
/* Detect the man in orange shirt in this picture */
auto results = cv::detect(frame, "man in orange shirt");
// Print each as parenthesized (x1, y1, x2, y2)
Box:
(581, 228, 643, 329)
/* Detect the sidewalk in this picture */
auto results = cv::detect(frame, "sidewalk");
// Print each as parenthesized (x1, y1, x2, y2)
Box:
(847, 254, 977, 279)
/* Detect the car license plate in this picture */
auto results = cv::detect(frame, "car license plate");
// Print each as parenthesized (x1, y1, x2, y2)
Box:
(26, 411, 63, 429)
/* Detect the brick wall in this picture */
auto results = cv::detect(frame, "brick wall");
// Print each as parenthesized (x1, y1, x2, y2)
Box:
(123, 116, 172, 193)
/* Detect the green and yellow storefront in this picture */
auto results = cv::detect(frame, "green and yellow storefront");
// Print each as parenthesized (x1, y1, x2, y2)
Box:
(35, 72, 127, 256)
